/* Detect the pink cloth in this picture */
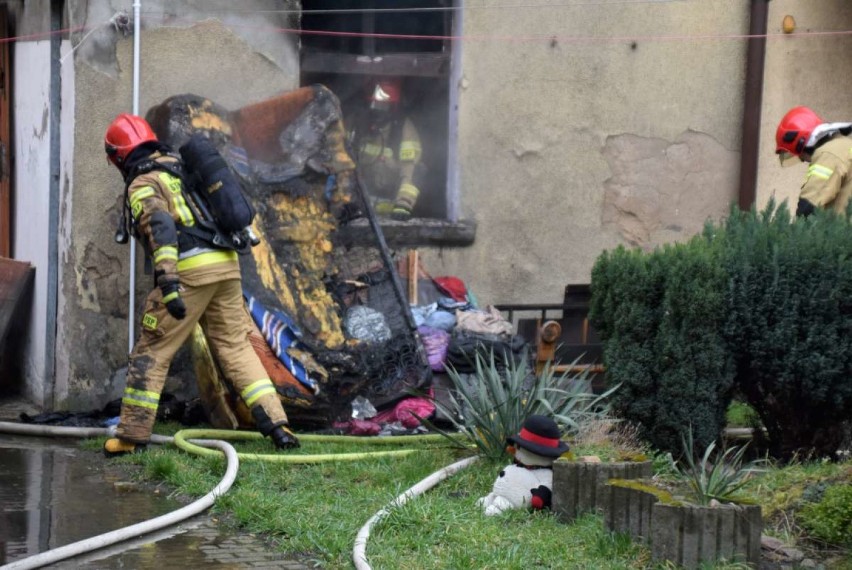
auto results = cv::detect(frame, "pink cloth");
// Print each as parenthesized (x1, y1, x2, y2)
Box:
(334, 394, 436, 435)
(373, 396, 436, 429)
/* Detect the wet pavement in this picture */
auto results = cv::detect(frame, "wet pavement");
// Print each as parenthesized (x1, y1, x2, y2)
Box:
(0, 431, 309, 569)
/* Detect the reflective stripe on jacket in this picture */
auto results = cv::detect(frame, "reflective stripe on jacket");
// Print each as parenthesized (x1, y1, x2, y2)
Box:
(800, 136, 852, 215)
(127, 153, 239, 285)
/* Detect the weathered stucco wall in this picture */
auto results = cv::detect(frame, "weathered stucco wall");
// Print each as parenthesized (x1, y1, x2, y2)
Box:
(56, 4, 299, 410)
(756, 2, 852, 211)
(421, 0, 749, 304)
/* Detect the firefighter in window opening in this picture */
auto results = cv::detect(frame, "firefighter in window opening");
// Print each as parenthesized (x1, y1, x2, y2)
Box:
(776, 106, 852, 217)
(102, 113, 299, 456)
(348, 78, 425, 221)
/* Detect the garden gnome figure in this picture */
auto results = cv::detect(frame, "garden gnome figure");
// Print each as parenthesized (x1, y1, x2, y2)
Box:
(477, 415, 570, 516)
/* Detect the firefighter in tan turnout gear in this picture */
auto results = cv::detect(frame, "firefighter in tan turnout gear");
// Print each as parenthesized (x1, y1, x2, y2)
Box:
(103, 113, 298, 456)
(349, 78, 424, 220)
(776, 106, 852, 217)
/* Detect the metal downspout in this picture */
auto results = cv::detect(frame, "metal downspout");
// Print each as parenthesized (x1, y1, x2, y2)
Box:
(128, 0, 141, 351)
(46, 0, 62, 409)
(737, 0, 769, 211)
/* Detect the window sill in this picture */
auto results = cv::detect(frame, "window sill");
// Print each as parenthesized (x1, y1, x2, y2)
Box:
(336, 218, 477, 248)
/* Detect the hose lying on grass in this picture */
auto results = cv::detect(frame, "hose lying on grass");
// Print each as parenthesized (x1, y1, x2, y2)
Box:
(0, 424, 237, 570)
(0, 421, 469, 570)
(352, 455, 480, 570)
(173, 429, 447, 463)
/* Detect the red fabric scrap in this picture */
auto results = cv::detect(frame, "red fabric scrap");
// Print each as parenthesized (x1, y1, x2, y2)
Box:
(433, 276, 468, 302)
(332, 419, 381, 436)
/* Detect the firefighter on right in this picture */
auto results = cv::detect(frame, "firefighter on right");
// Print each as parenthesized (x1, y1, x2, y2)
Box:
(776, 106, 852, 217)
(347, 78, 425, 221)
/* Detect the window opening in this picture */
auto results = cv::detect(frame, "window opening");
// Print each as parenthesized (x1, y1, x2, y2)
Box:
(301, 0, 454, 221)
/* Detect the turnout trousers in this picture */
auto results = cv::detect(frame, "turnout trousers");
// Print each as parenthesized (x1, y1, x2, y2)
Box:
(116, 277, 288, 443)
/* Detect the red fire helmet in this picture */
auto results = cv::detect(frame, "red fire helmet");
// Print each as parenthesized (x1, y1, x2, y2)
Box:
(776, 106, 823, 166)
(369, 78, 402, 111)
(104, 113, 158, 167)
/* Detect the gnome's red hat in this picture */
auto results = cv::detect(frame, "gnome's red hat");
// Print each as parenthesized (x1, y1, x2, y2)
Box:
(506, 415, 570, 458)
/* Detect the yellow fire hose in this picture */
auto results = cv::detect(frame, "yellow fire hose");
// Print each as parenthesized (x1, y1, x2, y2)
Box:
(172, 428, 448, 463)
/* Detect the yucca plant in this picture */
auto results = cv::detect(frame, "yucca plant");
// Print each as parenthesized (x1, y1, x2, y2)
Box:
(675, 426, 764, 505)
(423, 347, 617, 460)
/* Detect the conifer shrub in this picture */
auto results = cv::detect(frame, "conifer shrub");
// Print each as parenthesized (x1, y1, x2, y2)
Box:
(590, 233, 732, 455)
(591, 201, 852, 459)
(721, 202, 852, 459)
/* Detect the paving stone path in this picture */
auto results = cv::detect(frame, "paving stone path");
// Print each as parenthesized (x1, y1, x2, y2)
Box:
(57, 515, 312, 569)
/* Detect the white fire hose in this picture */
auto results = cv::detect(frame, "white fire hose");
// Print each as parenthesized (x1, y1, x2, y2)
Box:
(0, 421, 478, 570)
(0, 422, 239, 570)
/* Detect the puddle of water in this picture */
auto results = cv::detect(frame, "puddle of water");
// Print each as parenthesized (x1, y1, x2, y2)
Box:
(0, 434, 306, 569)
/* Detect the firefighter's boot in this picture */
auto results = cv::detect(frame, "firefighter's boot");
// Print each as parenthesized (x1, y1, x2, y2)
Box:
(251, 402, 299, 450)
(270, 425, 300, 450)
(104, 438, 147, 458)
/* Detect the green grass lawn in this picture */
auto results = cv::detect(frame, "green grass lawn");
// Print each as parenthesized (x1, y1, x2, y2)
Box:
(85, 422, 852, 570)
(121, 436, 662, 569)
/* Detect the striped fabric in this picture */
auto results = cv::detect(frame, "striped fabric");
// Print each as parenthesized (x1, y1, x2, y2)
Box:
(245, 294, 318, 393)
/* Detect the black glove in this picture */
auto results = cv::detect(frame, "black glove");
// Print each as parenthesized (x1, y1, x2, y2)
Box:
(160, 280, 187, 320)
(796, 198, 815, 218)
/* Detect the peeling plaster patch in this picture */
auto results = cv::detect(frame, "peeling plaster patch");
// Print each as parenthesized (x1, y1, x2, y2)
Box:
(601, 130, 738, 247)
(75, 265, 100, 312)
(76, 242, 125, 316)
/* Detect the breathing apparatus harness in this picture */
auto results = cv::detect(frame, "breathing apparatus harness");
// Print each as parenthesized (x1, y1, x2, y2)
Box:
(115, 136, 260, 255)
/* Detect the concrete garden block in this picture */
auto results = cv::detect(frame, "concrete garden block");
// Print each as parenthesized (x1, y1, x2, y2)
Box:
(603, 482, 658, 542)
(551, 459, 653, 523)
(651, 502, 762, 569)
